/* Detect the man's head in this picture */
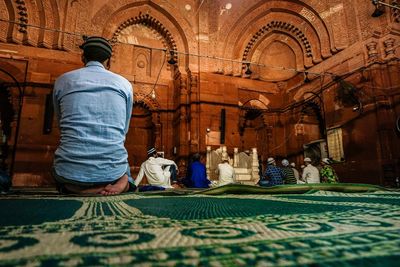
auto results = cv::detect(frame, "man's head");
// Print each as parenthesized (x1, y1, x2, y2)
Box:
(281, 159, 289, 167)
(304, 157, 312, 165)
(192, 153, 201, 162)
(80, 36, 112, 67)
(221, 154, 229, 163)
(321, 158, 330, 165)
(147, 147, 157, 158)
(267, 157, 275, 165)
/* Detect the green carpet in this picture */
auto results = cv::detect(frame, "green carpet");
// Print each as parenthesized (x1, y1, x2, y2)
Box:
(0, 184, 399, 266)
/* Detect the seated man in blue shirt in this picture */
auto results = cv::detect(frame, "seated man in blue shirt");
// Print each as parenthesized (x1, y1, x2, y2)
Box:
(184, 153, 211, 188)
(52, 36, 134, 195)
(258, 157, 285, 187)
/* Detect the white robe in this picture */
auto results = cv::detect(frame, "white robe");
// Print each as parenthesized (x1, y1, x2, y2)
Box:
(135, 157, 177, 188)
(216, 162, 236, 186)
(302, 164, 320, 184)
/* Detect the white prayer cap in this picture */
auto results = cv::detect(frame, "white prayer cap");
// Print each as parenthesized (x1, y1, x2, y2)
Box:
(322, 158, 330, 164)
(267, 157, 275, 164)
(222, 154, 229, 161)
(281, 159, 289, 166)
(304, 157, 312, 162)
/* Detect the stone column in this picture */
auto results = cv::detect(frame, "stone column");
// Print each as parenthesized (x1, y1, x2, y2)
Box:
(206, 146, 211, 178)
(366, 41, 379, 62)
(233, 147, 239, 167)
(251, 147, 259, 182)
(178, 75, 189, 156)
(383, 38, 395, 59)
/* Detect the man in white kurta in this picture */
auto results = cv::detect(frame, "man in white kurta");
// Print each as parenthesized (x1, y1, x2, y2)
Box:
(302, 157, 320, 184)
(134, 148, 178, 188)
(216, 156, 236, 186)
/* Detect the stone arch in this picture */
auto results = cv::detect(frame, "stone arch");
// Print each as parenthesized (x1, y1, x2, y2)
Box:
(250, 34, 306, 74)
(111, 13, 178, 57)
(0, 0, 10, 42)
(127, 92, 163, 166)
(3, 0, 25, 43)
(133, 92, 161, 112)
(242, 21, 313, 62)
(36, 0, 61, 48)
(238, 97, 272, 156)
(218, 0, 335, 70)
(93, 0, 195, 70)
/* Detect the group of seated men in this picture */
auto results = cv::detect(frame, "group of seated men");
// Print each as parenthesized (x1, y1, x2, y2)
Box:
(258, 156, 339, 187)
(133, 148, 236, 191)
(131, 148, 339, 192)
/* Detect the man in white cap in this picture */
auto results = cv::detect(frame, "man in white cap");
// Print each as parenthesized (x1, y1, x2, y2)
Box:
(216, 154, 235, 186)
(302, 157, 320, 183)
(259, 157, 285, 187)
(290, 162, 301, 183)
(320, 158, 339, 183)
(281, 159, 296, 184)
(134, 147, 178, 188)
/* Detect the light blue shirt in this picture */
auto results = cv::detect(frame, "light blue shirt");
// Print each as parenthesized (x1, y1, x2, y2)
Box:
(53, 61, 133, 183)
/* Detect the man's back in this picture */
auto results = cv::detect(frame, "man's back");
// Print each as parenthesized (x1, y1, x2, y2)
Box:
(135, 157, 176, 187)
(282, 166, 296, 184)
(53, 61, 133, 183)
(265, 165, 285, 186)
(189, 161, 210, 188)
(303, 164, 320, 183)
(217, 162, 235, 186)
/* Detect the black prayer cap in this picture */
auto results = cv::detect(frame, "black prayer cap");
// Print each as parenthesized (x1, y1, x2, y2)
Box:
(79, 36, 113, 58)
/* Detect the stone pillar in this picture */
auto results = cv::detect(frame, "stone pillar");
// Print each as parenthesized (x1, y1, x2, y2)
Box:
(153, 113, 162, 150)
(251, 147, 259, 182)
(178, 75, 189, 156)
(206, 146, 211, 178)
(383, 38, 396, 59)
(221, 146, 228, 160)
(233, 147, 239, 167)
(366, 41, 379, 62)
(189, 74, 199, 152)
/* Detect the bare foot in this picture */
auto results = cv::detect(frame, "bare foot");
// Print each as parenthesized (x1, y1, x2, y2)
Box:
(100, 174, 129, 196)
(64, 184, 106, 195)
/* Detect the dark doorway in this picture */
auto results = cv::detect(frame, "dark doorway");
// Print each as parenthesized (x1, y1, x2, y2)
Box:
(125, 102, 155, 175)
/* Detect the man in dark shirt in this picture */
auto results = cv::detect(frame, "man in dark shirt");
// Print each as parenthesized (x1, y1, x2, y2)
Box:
(184, 153, 211, 188)
(259, 157, 286, 187)
(281, 159, 297, 184)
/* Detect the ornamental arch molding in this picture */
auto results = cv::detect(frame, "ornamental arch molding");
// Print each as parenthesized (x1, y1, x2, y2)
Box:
(133, 92, 161, 112)
(219, 0, 336, 69)
(1, 0, 62, 48)
(111, 13, 178, 58)
(242, 21, 313, 62)
(94, 0, 194, 70)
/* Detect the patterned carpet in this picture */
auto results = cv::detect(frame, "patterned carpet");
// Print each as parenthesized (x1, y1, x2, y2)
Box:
(0, 184, 399, 266)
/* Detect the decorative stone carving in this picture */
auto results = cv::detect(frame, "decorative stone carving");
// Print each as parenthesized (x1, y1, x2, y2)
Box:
(206, 146, 259, 184)
(15, 0, 28, 34)
(366, 41, 379, 62)
(242, 21, 313, 65)
(112, 13, 177, 55)
(383, 38, 395, 58)
(392, 0, 400, 23)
